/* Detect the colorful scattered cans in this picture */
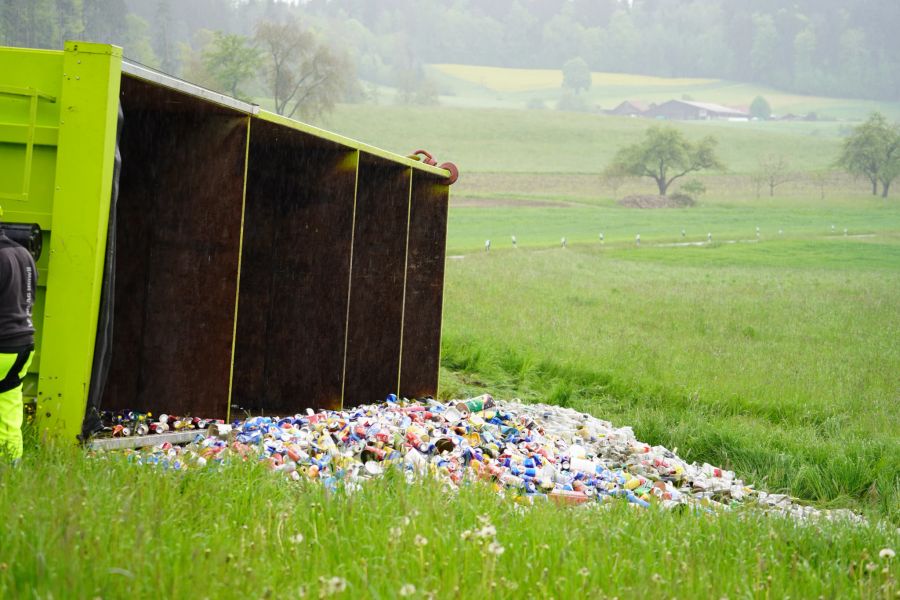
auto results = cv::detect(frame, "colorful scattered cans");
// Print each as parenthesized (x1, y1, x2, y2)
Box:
(96, 395, 862, 523)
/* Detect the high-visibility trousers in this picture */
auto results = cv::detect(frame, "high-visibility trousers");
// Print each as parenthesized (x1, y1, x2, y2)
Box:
(0, 348, 35, 460)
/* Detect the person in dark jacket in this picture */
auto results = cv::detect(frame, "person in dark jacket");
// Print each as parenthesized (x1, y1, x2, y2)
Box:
(0, 206, 37, 460)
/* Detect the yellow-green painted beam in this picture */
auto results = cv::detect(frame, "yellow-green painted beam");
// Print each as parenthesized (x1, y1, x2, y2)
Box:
(256, 110, 453, 179)
(36, 42, 122, 442)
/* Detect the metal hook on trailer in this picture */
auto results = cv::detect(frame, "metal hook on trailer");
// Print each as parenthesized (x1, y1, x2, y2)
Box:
(407, 150, 459, 185)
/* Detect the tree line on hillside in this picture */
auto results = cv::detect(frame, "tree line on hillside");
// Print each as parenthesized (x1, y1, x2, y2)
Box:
(0, 1, 357, 119)
(2, 0, 899, 104)
(606, 113, 900, 199)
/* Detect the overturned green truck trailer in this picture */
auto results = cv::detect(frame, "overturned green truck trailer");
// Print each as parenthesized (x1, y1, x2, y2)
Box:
(0, 42, 455, 443)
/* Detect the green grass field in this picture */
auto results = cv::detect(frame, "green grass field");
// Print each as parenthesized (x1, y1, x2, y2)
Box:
(2, 445, 897, 599)
(326, 104, 869, 176)
(3, 79, 900, 597)
(440, 236, 900, 520)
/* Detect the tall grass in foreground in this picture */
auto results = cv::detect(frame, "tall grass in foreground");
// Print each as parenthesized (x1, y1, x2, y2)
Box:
(1, 446, 897, 599)
(439, 239, 900, 522)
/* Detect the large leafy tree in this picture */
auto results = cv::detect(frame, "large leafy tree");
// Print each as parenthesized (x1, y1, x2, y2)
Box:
(255, 19, 353, 120)
(749, 95, 771, 120)
(605, 126, 724, 196)
(562, 57, 591, 93)
(838, 112, 900, 197)
(202, 32, 260, 100)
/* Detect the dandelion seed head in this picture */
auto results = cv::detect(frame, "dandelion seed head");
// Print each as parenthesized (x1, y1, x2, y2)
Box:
(487, 541, 505, 556)
(477, 525, 497, 538)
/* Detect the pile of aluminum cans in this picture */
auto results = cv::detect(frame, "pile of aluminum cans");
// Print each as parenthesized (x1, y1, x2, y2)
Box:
(100, 410, 224, 437)
(100, 395, 861, 522)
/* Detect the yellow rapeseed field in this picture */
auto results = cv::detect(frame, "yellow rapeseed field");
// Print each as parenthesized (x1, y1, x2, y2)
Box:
(433, 63, 718, 92)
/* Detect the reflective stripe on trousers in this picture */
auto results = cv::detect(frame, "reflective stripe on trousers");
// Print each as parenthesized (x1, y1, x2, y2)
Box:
(0, 349, 35, 460)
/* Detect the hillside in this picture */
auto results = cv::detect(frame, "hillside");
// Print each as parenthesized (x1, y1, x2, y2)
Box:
(327, 104, 848, 175)
(427, 64, 900, 121)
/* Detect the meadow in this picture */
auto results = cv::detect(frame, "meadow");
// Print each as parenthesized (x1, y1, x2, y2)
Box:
(2, 443, 897, 599)
(3, 75, 900, 598)
(327, 104, 854, 174)
(440, 235, 900, 519)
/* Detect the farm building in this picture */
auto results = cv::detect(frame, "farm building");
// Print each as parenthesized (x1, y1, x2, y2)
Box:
(606, 100, 650, 116)
(644, 100, 749, 120)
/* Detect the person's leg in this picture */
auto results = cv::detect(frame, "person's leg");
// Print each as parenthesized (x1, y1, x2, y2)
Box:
(0, 350, 35, 460)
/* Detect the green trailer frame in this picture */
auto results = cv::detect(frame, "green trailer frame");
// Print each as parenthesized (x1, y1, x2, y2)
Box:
(0, 42, 453, 443)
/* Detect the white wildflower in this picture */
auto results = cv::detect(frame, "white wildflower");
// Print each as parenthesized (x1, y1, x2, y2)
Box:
(487, 541, 505, 556)
(879, 548, 895, 560)
(414, 534, 428, 547)
(460, 530, 473, 541)
(398, 583, 416, 597)
(477, 525, 497, 539)
(290, 533, 304, 545)
(319, 576, 347, 597)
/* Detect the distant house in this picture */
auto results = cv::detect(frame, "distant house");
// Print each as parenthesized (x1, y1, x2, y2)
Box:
(606, 100, 648, 117)
(644, 100, 749, 120)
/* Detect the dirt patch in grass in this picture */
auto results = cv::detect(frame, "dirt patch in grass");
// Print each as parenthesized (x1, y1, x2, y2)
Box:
(618, 194, 696, 208)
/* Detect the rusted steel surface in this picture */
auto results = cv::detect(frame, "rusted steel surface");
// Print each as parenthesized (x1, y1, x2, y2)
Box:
(342, 155, 411, 406)
(233, 121, 356, 414)
(102, 77, 246, 419)
(399, 173, 450, 399)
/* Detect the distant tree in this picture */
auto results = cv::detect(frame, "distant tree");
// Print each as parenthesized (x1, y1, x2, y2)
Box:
(256, 19, 354, 120)
(122, 14, 158, 66)
(202, 32, 261, 100)
(758, 154, 792, 196)
(605, 126, 724, 196)
(152, 0, 178, 74)
(562, 57, 591, 93)
(54, 0, 84, 47)
(1, 0, 57, 48)
(680, 179, 707, 198)
(393, 62, 439, 106)
(792, 26, 818, 91)
(750, 96, 772, 120)
(180, 29, 216, 88)
(810, 171, 832, 201)
(838, 112, 900, 197)
(750, 172, 765, 199)
(603, 172, 627, 197)
(750, 14, 777, 81)
(83, 0, 128, 46)
(556, 89, 588, 112)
